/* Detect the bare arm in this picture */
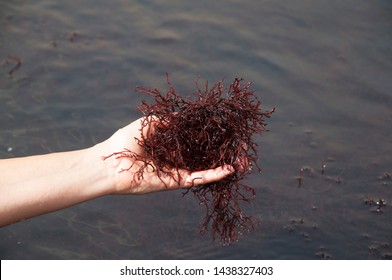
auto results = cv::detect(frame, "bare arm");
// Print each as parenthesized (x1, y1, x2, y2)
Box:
(0, 118, 234, 227)
(0, 147, 112, 227)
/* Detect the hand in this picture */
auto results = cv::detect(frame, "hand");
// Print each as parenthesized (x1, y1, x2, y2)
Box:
(0, 116, 234, 227)
(98, 117, 235, 195)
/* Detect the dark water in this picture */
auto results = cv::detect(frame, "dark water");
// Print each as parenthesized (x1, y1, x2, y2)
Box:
(1, 0, 391, 259)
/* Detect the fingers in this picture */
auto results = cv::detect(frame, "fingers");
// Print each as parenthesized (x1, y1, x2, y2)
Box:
(181, 165, 235, 188)
(139, 116, 158, 139)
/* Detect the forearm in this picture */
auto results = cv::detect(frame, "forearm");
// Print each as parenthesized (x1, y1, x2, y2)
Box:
(0, 144, 114, 227)
(0, 118, 234, 227)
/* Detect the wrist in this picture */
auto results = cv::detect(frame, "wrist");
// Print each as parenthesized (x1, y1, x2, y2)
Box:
(87, 141, 118, 196)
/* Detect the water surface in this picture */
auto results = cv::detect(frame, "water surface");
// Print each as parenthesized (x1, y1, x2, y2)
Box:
(1, 0, 391, 259)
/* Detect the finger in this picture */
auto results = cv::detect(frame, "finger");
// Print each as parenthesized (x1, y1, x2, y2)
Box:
(140, 115, 172, 139)
(182, 165, 235, 188)
(139, 116, 159, 139)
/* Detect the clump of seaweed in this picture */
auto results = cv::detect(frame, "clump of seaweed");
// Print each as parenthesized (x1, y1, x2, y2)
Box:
(117, 75, 273, 244)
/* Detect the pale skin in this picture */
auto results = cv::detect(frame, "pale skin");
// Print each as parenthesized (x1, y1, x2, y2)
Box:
(0, 117, 234, 227)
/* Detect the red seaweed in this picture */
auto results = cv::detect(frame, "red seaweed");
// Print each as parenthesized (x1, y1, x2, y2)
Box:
(1, 55, 22, 76)
(109, 75, 274, 244)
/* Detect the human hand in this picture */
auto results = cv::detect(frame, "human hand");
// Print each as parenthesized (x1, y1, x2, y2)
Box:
(98, 117, 234, 195)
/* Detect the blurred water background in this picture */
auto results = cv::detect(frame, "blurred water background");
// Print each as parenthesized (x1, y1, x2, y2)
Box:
(0, 0, 391, 259)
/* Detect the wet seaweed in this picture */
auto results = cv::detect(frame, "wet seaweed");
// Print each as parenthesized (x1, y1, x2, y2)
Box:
(110, 75, 274, 244)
